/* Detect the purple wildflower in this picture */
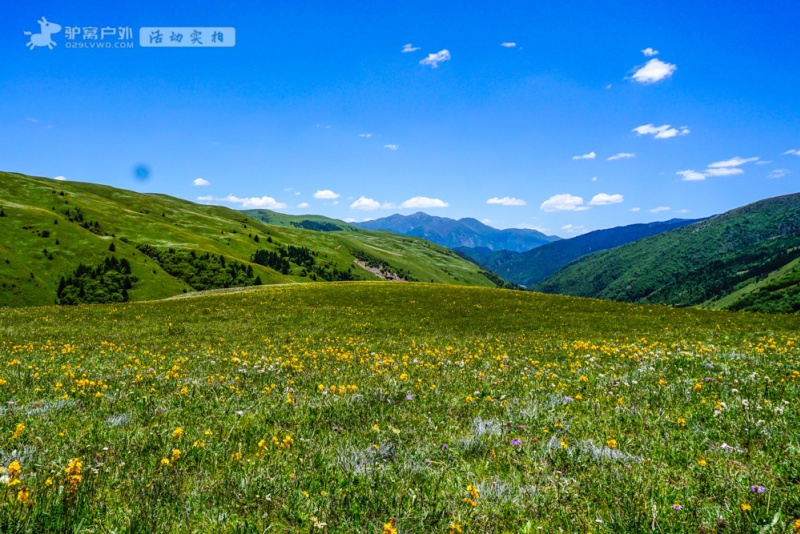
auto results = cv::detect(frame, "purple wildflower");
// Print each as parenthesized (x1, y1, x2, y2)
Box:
(672, 504, 682, 511)
(405, 393, 414, 401)
(441, 443, 447, 451)
(511, 437, 522, 446)
(750, 485, 765, 494)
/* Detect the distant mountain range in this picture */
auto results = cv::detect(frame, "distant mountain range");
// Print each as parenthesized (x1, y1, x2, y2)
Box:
(355, 212, 560, 252)
(533, 193, 800, 313)
(457, 218, 702, 287)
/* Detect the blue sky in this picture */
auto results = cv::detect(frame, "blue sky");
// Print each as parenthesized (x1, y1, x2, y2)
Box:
(2, 1, 799, 237)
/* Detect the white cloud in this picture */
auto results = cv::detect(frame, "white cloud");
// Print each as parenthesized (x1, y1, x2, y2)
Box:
(313, 189, 340, 200)
(677, 170, 707, 181)
(228, 195, 286, 209)
(198, 195, 287, 209)
(704, 167, 744, 177)
(540, 194, 589, 212)
(419, 49, 451, 68)
(591, 176, 598, 182)
(297, 202, 310, 208)
(526, 225, 552, 233)
(561, 224, 587, 235)
(193, 178, 210, 186)
(608, 152, 635, 161)
(53, 175, 67, 181)
(481, 218, 493, 225)
(487, 196, 526, 206)
(649, 206, 670, 213)
(783, 149, 800, 156)
(631, 58, 677, 84)
(767, 168, 791, 179)
(632, 124, 690, 139)
(402, 43, 420, 53)
(359, 133, 373, 138)
(708, 156, 759, 168)
(384, 144, 399, 150)
(350, 196, 383, 211)
(316, 123, 331, 129)
(572, 151, 596, 160)
(630, 207, 641, 212)
(500, 42, 517, 48)
(678, 156, 758, 181)
(642, 47, 659, 57)
(400, 196, 449, 209)
(589, 193, 624, 206)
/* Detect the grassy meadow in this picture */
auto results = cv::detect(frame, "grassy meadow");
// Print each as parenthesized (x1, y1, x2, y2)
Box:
(0, 283, 799, 532)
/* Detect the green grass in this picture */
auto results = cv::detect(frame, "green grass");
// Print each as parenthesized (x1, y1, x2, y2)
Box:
(0, 283, 798, 532)
(0, 172, 497, 307)
(534, 192, 800, 313)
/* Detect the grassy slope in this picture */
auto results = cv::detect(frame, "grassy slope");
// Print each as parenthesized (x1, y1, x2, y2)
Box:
(534, 193, 800, 312)
(241, 209, 360, 231)
(0, 172, 495, 307)
(0, 283, 798, 531)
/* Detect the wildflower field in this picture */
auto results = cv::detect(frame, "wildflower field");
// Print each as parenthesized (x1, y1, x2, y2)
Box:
(0, 282, 799, 532)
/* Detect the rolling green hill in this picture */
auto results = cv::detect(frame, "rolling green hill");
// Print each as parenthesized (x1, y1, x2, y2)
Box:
(0, 172, 500, 307)
(456, 218, 700, 287)
(241, 209, 360, 232)
(534, 192, 800, 313)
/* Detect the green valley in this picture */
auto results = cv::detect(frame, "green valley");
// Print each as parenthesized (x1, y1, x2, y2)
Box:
(534, 193, 800, 313)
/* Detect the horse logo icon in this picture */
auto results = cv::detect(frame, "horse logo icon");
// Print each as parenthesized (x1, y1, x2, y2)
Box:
(24, 17, 62, 50)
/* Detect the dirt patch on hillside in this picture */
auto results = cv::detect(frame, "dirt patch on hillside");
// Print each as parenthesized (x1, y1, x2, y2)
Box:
(354, 260, 405, 281)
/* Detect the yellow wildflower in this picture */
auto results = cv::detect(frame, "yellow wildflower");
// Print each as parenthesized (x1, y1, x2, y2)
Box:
(382, 518, 397, 534)
(16, 486, 30, 504)
(65, 458, 82, 495)
(7, 461, 21, 478)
